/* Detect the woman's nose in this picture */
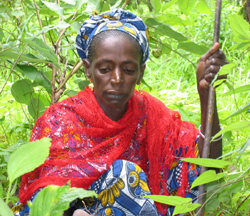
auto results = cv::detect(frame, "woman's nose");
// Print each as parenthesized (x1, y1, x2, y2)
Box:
(111, 68, 124, 84)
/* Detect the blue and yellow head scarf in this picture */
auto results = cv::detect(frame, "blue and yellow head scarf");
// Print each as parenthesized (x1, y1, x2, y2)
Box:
(76, 9, 150, 64)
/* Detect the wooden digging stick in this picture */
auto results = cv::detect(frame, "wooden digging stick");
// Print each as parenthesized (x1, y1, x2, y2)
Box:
(197, 0, 222, 215)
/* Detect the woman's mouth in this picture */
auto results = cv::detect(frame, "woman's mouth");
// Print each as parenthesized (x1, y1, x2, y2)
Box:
(106, 93, 124, 99)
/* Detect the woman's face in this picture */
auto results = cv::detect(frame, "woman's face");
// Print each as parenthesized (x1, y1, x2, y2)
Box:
(84, 34, 145, 114)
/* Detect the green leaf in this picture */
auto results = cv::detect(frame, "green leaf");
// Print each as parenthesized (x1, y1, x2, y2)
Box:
(151, 0, 161, 13)
(7, 137, 52, 183)
(29, 184, 97, 216)
(181, 158, 231, 168)
(158, 14, 184, 26)
(196, 0, 212, 15)
(145, 18, 187, 41)
(218, 63, 237, 76)
(70, 21, 81, 32)
(162, 0, 178, 11)
(173, 203, 201, 215)
(42, 1, 65, 19)
(110, 0, 122, 9)
(0, 197, 13, 216)
(212, 121, 250, 140)
(0, 49, 52, 64)
(11, 79, 34, 105)
(229, 14, 250, 42)
(178, 0, 196, 15)
(144, 195, 192, 206)
(224, 84, 250, 96)
(0, 29, 4, 42)
(178, 42, 209, 55)
(85, 0, 101, 13)
(28, 98, 46, 121)
(191, 170, 225, 189)
(224, 102, 250, 120)
(62, 0, 76, 5)
(23, 38, 58, 66)
(75, 0, 88, 10)
(229, 42, 250, 51)
(11, 11, 25, 17)
(0, 116, 5, 123)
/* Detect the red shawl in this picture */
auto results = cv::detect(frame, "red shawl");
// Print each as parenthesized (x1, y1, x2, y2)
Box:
(19, 87, 198, 213)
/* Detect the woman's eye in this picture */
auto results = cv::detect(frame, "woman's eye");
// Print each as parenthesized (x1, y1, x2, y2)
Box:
(124, 68, 135, 74)
(100, 67, 110, 73)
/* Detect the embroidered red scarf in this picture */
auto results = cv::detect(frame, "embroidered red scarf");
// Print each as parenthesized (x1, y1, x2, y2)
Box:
(19, 87, 198, 213)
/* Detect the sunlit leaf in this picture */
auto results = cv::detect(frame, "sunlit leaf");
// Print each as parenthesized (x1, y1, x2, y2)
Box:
(61, 0, 76, 5)
(151, 0, 161, 13)
(224, 102, 250, 120)
(158, 14, 184, 26)
(212, 121, 250, 140)
(191, 170, 225, 189)
(173, 203, 201, 215)
(0, 29, 4, 42)
(85, 0, 101, 13)
(229, 42, 250, 51)
(178, 42, 209, 55)
(224, 84, 250, 96)
(144, 195, 192, 206)
(145, 18, 187, 41)
(181, 158, 231, 168)
(162, 0, 178, 11)
(230, 14, 250, 42)
(11, 79, 34, 105)
(42, 1, 65, 19)
(29, 184, 97, 216)
(218, 63, 237, 76)
(0, 197, 13, 216)
(110, 0, 122, 9)
(196, 0, 212, 14)
(7, 138, 51, 183)
(178, 0, 196, 15)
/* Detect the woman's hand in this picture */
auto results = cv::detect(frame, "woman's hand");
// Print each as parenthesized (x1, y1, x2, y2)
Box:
(196, 42, 228, 97)
(72, 209, 93, 216)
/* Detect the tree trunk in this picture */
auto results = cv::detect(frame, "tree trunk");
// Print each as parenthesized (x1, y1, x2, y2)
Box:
(243, 0, 250, 23)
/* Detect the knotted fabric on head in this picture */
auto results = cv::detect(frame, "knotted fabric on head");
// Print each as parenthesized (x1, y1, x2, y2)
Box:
(76, 8, 150, 64)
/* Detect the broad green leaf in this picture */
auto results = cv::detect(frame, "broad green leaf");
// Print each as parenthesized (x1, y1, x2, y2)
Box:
(0, 116, 5, 123)
(213, 79, 226, 87)
(191, 170, 225, 189)
(212, 121, 250, 140)
(42, 1, 65, 19)
(224, 84, 250, 96)
(29, 184, 97, 216)
(218, 63, 237, 76)
(161, 43, 172, 54)
(85, 0, 101, 13)
(0, 197, 13, 216)
(11, 11, 25, 17)
(62, 0, 76, 5)
(75, 0, 88, 10)
(11, 79, 34, 105)
(7, 137, 51, 183)
(162, 0, 178, 11)
(144, 195, 192, 206)
(78, 80, 89, 91)
(173, 203, 201, 215)
(0, 50, 52, 64)
(145, 18, 187, 41)
(65, 90, 78, 97)
(28, 98, 46, 121)
(229, 42, 250, 51)
(23, 38, 58, 65)
(196, 0, 212, 15)
(224, 102, 250, 120)
(230, 14, 250, 42)
(181, 158, 231, 168)
(178, 0, 196, 15)
(110, 0, 122, 9)
(70, 21, 81, 32)
(0, 29, 4, 42)
(151, 0, 161, 13)
(178, 42, 209, 56)
(237, 139, 250, 162)
(158, 14, 184, 26)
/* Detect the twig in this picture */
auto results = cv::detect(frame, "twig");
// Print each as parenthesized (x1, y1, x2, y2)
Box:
(0, 43, 29, 96)
(232, 193, 250, 216)
(150, 37, 197, 68)
(121, 0, 130, 9)
(56, 60, 83, 93)
(63, 56, 69, 77)
(33, 0, 48, 45)
(51, 67, 56, 104)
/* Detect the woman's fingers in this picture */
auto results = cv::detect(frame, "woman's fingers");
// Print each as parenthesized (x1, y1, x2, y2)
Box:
(200, 42, 220, 62)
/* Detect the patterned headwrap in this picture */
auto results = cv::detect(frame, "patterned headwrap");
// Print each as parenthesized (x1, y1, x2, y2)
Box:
(76, 9, 150, 64)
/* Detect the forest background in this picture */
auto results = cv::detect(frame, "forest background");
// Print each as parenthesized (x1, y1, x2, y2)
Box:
(0, 0, 249, 215)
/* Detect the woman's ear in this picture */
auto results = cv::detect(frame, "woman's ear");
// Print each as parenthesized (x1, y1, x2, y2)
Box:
(83, 59, 91, 78)
(137, 64, 146, 84)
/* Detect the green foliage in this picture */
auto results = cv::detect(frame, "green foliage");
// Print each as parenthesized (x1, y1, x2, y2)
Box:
(29, 184, 97, 216)
(0, 0, 249, 215)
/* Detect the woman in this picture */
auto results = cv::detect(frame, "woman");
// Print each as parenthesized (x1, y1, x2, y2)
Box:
(13, 9, 227, 216)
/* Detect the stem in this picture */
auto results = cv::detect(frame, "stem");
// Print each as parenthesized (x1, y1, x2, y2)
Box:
(121, 0, 130, 9)
(232, 193, 250, 216)
(5, 181, 12, 205)
(0, 43, 29, 96)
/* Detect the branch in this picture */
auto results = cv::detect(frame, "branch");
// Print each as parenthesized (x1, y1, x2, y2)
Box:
(51, 67, 56, 104)
(0, 43, 29, 96)
(56, 60, 83, 93)
(33, 0, 48, 45)
(121, 0, 130, 9)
